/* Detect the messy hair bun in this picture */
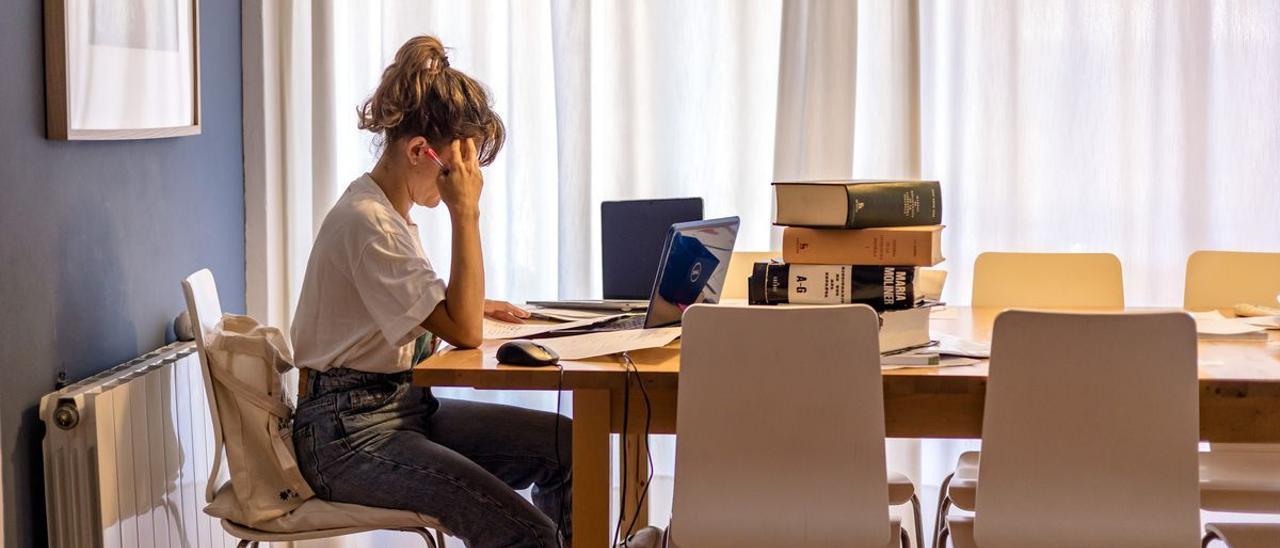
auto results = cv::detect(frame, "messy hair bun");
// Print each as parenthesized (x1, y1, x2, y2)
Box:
(358, 35, 505, 166)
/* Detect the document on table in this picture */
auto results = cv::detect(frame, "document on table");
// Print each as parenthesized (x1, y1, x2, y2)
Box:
(537, 328, 682, 361)
(1244, 316, 1280, 329)
(1192, 311, 1269, 340)
(483, 315, 626, 340)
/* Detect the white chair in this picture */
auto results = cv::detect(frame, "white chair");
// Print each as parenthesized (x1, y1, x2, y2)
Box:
(181, 269, 448, 547)
(945, 310, 1202, 548)
(970, 252, 1124, 308)
(670, 304, 909, 547)
(1184, 250, 1280, 312)
(935, 252, 1126, 544)
(1202, 523, 1280, 547)
(723, 251, 925, 539)
(1185, 251, 1280, 545)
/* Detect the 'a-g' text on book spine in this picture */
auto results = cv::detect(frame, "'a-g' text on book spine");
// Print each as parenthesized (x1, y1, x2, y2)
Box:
(748, 262, 921, 311)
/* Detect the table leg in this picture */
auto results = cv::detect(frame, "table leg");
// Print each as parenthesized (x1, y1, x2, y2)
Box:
(620, 431, 651, 536)
(618, 369, 653, 536)
(573, 389, 610, 547)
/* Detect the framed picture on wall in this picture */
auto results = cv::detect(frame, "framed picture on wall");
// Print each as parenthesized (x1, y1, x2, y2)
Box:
(44, 0, 201, 140)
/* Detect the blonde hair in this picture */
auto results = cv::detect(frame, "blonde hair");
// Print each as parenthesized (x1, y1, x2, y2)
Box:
(358, 36, 505, 166)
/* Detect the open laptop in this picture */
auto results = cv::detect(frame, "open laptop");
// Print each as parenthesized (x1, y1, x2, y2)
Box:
(602, 198, 704, 299)
(548, 216, 740, 334)
(528, 198, 704, 312)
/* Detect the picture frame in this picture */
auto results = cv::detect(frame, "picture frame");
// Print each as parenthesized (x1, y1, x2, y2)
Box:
(44, 0, 201, 140)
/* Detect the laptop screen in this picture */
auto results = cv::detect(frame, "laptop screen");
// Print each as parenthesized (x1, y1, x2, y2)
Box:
(601, 198, 704, 300)
(644, 217, 740, 328)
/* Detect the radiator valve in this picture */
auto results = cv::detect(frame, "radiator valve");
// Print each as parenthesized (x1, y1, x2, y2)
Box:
(53, 402, 80, 430)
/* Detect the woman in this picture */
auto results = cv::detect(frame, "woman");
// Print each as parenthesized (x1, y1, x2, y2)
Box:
(290, 36, 571, 548)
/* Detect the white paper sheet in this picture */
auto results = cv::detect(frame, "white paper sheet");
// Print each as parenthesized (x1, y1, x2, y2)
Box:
(1244, 316, 1280, 330)
(537, 328, 682, 360)
(482, 315, 626, 340)
(1192, 311, 1269, 338)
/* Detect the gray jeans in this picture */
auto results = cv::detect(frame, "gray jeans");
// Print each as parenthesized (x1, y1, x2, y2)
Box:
(293, 368, 572, 547)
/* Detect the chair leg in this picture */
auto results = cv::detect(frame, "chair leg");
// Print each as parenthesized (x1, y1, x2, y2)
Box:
(900, 527, 911, 548)
(1202, 531, 1221, 548)
(236, 541, 252, 548)
(403, 527, 439, 548)
(909, 494, 923, 548)
(934, 497, 953, 548)
(933, 473, 954, 548)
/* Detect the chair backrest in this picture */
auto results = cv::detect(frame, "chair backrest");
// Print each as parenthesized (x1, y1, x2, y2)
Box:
(1184, 250, 1280, 311)
(974, 310, 1201, 548)
(721, 251, 778, 301)
(181, 269, 227, 502)
(671, 304, 892, 548)
(972, 252, 1124, 308)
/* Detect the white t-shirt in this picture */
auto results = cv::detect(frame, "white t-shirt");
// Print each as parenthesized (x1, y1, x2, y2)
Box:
(291, 174, 448, 373)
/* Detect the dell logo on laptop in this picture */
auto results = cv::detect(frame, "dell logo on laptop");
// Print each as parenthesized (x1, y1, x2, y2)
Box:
(689, 262, 703, 283)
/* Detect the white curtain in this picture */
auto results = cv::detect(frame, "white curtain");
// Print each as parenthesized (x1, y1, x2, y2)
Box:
(250, 0, 785, 323)
(920, 0, 1280, 307)
(244, 1, 1280, 545)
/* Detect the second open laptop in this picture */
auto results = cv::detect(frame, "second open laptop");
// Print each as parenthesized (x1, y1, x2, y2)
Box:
(546, 216, 740, 334)
(527, 198, 704, 312)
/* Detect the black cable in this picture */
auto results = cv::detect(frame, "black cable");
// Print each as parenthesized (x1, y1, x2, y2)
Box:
(612, 356, 632, 548)
(552, 364, 567, 547)
(621, 351, 654, 540)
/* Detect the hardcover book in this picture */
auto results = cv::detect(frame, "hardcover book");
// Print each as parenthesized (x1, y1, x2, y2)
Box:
(748, 262, 921, 311)
(773, 179, 941, 228)
(782, 225, 945, 266)
(879, 307, 932, 353)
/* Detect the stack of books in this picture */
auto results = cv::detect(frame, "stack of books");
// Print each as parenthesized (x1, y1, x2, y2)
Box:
(749, 179, 945, 352)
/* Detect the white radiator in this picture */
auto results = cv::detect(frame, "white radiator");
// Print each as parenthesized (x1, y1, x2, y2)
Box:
(40, 341, 234, 548)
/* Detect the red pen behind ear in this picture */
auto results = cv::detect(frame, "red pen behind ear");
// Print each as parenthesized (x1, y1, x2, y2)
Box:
(426, 147, 450, 176)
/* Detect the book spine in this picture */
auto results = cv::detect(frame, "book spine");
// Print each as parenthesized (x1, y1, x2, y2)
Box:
(782, 227, 942, 266)
(846, 181, 942, 228)
(747, 263, 919, 310)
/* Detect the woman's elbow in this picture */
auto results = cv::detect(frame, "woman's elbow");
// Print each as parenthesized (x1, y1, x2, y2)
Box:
(454, 334, 483, 349)
(442, 327, 483, 349)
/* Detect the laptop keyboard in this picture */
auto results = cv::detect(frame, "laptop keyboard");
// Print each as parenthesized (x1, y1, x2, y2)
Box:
(593, 314, 648, 332)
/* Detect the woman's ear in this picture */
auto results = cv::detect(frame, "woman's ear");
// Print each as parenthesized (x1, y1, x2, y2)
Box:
(404, 136, 429, 166)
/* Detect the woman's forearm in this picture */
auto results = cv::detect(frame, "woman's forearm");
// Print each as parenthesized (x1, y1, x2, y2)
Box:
(421, 138, 487, 349)
(421, 207, 485, 348)
(445, 208, 484, 346)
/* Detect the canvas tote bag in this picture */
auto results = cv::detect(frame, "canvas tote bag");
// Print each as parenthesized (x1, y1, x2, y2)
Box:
(202, 314, 314, 525)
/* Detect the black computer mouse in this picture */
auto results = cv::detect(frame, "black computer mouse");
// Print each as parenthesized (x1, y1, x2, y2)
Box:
(496, 339, 560, 367)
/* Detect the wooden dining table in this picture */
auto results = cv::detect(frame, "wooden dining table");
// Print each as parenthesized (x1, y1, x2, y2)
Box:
(412, 306, 1280, 548)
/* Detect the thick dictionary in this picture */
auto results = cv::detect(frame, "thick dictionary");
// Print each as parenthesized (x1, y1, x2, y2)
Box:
(748, 262, 921, 311)
(782, 225, 944, 266)
(773, 179, 941, 228)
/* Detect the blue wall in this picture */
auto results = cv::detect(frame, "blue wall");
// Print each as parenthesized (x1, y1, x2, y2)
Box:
(0, 1, 244, 545)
